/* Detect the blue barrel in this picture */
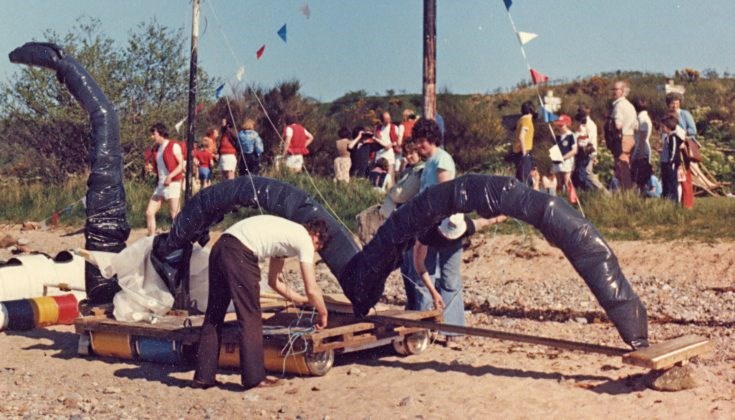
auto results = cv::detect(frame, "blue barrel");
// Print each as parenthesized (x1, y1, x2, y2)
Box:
(4, 299, 35, 331)
(135, 337, 182, 365)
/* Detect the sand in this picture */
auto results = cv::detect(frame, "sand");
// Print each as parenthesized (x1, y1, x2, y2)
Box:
(0, 224, 733, 419)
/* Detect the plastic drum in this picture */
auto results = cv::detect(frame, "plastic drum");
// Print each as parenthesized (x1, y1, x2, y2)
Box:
(135, 337, 182, 365)
(0, 303, 8, 331)
(3, 299, 35, 331)
(90, 331, 135, 359)
(218, 341, 239, 368)
(30, 296, 59, 327)
(52, 294, 79, 324)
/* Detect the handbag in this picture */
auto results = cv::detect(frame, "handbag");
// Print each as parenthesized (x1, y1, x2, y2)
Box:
(683, 138, 702, 162)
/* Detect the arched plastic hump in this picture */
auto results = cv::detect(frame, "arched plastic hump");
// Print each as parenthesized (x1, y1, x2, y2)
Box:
(9, 42, 131, 304)
(339, 174, 648, 347)
(150, 176, 361, 290)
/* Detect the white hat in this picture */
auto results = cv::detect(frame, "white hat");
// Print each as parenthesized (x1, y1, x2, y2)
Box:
(438, 213, 467, 240)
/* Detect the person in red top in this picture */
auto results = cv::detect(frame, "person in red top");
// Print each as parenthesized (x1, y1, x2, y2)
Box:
(145, 122, 184, 236)
(194, 140, 214, 189)
(282, 114, 314, 173)
(218, 119, 238, 180)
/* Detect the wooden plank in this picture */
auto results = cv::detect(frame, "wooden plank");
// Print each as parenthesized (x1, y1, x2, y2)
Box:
(622, 335, 712, 370)
(369, 315, 630, 356)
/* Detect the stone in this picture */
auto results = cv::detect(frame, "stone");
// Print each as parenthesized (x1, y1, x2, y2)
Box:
(646, 364, 699, 391)
(398, 396, 413, 407)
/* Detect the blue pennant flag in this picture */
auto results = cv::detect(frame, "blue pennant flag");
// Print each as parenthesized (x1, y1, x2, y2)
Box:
(65, 206, 72, 216)
(277, 24, 287, 43)
(503, 0, 512, 10)
(543, 109, 559, 123)
(215, 84, 225, 98)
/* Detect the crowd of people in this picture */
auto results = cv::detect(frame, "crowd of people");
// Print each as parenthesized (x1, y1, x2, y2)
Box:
(512, 80, 701, 208)
(143, 114, 314, 235)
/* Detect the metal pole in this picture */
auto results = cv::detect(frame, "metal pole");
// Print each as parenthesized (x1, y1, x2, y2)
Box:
(369, 315, 630, 357)
(184, 0, 200, 203)
(422, 0, 436, 120)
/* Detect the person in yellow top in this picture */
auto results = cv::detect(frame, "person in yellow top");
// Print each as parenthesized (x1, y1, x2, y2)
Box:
(513, 101, 536, 185)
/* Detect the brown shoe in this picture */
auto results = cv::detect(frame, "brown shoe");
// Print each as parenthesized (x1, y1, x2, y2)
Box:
(190, 379, 220, 389)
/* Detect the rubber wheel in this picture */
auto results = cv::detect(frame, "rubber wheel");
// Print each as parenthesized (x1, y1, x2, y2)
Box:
(305, 349, 334, 376)
(393, 331, 430, 356)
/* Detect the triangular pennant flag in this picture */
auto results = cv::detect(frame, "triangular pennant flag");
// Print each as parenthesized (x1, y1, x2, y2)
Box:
(256, 45, 266, 59)
(236, 65, 245, 81)
(530, 68, 549, 84)
(503, 0, 512, 11)
(195, 103, 205, 114)
(277, 24, 287, 43)
(299, 2, 311, 18)
(215, 83, 225, 98)
(517, 31, 538, 45)
(81, 197, 86, 209)
(65, 206, 72, 216)
(51, 212, 59, 226)
(543, 109, 559, 123)
(174, 117, 186, 133)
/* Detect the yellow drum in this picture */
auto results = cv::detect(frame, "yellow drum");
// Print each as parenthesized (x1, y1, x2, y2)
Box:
(30, 296, 59, 327)
(217, 341, 334, 376)
(90, 331, 135, 359)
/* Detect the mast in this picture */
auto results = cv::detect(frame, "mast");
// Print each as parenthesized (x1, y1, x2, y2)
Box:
(184, 0, 200, 203)
(422, 0, 436, 120)
(176, 0, 199, 312)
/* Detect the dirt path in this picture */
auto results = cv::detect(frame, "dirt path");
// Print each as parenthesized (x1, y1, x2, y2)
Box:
(1, 225, 733, 418)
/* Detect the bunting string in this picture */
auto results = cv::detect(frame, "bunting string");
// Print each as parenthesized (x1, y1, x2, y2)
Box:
(500, 0, 585, 213)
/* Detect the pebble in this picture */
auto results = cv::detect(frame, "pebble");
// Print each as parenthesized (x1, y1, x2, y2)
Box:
(398, 396, 414, 407)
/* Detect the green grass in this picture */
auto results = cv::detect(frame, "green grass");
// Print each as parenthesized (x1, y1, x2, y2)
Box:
(0, 174, 733, 242)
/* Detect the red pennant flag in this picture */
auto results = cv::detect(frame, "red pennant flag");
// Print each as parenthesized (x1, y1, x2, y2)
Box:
(51, 212, 60, 226)
(530, 68, 549, 85)
(195, 103, 204, 114)
(256, 45, 266, 59)
(567, 180, 578, 204)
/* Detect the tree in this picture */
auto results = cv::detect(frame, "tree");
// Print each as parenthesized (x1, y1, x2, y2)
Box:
(0, 16, 215, 182)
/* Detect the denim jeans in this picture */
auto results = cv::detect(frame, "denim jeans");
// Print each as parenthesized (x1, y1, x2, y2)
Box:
(401, 246, 421, 310)
(413, 241, 465, 335)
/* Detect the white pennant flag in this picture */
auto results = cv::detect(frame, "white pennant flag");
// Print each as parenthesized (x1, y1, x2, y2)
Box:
(299, 2, 311, 19)
(174, 117, 187, 133)
(236, 65, 245, 81)
(517, 31, 538, 45)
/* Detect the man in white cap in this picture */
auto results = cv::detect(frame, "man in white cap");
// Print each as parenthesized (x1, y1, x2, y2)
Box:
(412, 212, 507, 347)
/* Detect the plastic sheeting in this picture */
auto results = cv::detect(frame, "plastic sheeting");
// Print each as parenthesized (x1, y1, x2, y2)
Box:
(150, 176, 361, 299)
(340, 174, 648, 347)
(9, 43, 131, 304)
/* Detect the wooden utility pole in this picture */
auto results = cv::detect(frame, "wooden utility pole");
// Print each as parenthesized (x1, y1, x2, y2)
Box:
(184, 0, 200, 203)
(422, 0, 436, 120)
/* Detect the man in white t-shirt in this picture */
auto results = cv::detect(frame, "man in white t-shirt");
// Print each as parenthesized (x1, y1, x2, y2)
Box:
(193, 215, 330, 390)
(374, 112, 398, 176)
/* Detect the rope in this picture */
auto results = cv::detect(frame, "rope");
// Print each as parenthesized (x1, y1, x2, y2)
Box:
(502, 4, 586, 215)
(204, 0, 356, 236)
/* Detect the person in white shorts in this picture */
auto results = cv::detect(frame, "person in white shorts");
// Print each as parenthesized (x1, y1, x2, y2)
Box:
(145, 122, 184, 236)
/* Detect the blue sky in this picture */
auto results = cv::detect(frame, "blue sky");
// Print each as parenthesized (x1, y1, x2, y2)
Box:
(0, 0, 733, 102)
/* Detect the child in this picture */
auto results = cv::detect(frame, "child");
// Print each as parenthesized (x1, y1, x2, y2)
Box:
(368, 157, 392, 193)
(194, 140, 214, 189)
(659, 115, 684, 203)
(541, 168, 557, 196)
(334, 127, 352, 183)
(529, 165, 541, 191)
(552, 115, 577, 196)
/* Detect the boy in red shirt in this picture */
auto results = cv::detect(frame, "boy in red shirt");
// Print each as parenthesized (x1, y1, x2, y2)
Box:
(194, 141, 214, 189)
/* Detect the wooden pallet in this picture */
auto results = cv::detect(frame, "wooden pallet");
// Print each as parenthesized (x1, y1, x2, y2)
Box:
(74, 305, 442, 356)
